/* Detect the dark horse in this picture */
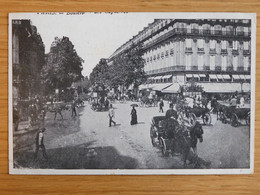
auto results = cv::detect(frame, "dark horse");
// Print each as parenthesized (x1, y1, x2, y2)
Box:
(174, 122, 210, 168)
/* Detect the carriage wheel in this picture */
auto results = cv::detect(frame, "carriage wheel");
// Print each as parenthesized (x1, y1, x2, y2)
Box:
(231, 113, 239, 127)
(159, 138, 169, 157)
(203, 113, 212, 125)
(150, 128, 156, 147)
(246, 113, 250, 126)
(189, 113, 197, 128)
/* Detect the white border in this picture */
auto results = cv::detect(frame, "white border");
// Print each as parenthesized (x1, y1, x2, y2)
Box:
(8, 12, 256, 175)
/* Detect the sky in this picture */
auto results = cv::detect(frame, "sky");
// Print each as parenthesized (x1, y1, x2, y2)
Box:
(25, 13, 157, 77)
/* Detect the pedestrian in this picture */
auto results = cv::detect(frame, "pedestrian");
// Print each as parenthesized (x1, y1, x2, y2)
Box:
(159, 99, 164, 113)
(108, 104, 116, 127)
(130, 106, 138, 125)
(240, 96, 245, 107)
(71, 100, 77, 117)
(230, 95, 237, 109)
(34, 127, 48, 160)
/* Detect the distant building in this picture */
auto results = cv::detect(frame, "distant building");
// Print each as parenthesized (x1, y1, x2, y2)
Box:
(108, 19, 251, 95)
(12, 19, 45, 103)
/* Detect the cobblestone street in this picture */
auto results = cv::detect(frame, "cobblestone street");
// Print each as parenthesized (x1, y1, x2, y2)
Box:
(13, 101, 250, 169)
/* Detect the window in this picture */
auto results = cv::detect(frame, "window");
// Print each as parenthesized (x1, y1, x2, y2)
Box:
(210, 26, 214, 34)
(170, 48, 174, 55)
(187, 24, 191, 33)
(198, 39, 204, 48)
(244, 41, 249, 50)
(198, 55, 204, 70)
(210, 55, 215, 70)
(186, 54, 192, 70)
(157, 54, 160, 60)
(186, 39, 192, 48)
(161, 52, 164, 58)
(210, 40, 216, 49)
(221, 40, 227, 49)
(244, 27, 249, 35)
(244, 56, 249, 71)
(233, 56, 238, 70)
(221, 56, 227, 71)
(233, 41, 238, 50)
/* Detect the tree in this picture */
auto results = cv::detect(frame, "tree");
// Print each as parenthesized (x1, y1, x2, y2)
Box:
(108, 43, 147, 92)
(41, 36, 83, 94)
(89, 58, 109, 85)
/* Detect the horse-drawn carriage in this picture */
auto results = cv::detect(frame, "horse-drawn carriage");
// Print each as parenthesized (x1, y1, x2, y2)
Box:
(183, 106, 212, 126)
(218, 104, 250, 127)
(150, 115, 209, 168)
(139, 96, 158, 107)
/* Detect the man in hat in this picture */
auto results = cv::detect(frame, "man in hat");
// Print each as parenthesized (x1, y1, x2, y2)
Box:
(108, 104, 116, 127)
(34, 127, 48, 160)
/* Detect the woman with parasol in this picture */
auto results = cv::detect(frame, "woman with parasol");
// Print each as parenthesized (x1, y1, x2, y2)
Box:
(130, 104, 138, 125)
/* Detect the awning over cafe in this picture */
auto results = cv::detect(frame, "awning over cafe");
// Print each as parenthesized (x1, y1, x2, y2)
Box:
(200, 83, 250, 93)
(161, 83, 181, 93)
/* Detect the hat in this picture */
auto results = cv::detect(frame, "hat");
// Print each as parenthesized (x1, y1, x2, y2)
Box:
(41, 127, 46, 131)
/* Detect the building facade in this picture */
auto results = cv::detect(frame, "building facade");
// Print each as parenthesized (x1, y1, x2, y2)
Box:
(108, 19, 251, 94)
(12, 19, 45, 102)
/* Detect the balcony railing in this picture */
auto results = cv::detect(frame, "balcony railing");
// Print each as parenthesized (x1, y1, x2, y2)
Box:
(221, 49, 228, 55)
(232, 49, 239, 55)
(227, 66, 234, 71)
(237, 66, 245, 71)
(215, 66, 222, 71)
(198, 48, 205, 53)
(209, 49, 217, 54)
(185, 47, 193, 53)
(144, 27, 251, 49)
(243, 50, 250, 55)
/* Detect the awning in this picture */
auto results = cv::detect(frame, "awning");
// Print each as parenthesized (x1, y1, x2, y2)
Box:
(209, 74, 217, 79)
(232, 75, 240, 79)
(154, 76, 163, 80)
(200, 83, 250, 93)
(186, 74, 193, 78)
(216, 75, 223, 80)
(222, 74, 231, 79)
(199, 74, 206, 77)
(161, 83, 181, 93)
(162, 75, 172, 79)
(245, 75, 251, 79)
(138, 84, 148, 90)
(240, 75, 247, 80)
(192, 74, 199, 78)
(152, 83, 173, 91)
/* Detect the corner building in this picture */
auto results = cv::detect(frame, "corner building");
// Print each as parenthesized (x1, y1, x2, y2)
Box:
(109, 19, 251, 95)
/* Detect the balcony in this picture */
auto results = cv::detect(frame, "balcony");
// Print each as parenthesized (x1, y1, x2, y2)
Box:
(237, 31, 244, 36)
(204, 66, 210, 71)
(232, 49, 239, 55)
(185, 47, 193, 54)
(191, 29, 199, 34)
(198, 48, 205, 54)
(237, 66, 245, 72)
(209, 49, 216, 54)
(215, 66, 222, 71)
(243, 50, 250, 56)
(227, 66, 234, 71)
(221, 49, 228, 55)
(191, 66, 198, 71)
(143, 27, 251, 49)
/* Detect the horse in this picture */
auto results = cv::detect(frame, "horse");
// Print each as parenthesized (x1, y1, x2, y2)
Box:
(174, 122, 209, 168)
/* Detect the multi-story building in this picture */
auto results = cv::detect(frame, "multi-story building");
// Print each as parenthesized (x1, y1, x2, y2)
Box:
(12, 19, 45, 103)
(108, 19, 251, 95)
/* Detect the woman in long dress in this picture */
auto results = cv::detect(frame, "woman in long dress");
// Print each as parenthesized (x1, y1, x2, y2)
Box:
(130, 106, 138, 125)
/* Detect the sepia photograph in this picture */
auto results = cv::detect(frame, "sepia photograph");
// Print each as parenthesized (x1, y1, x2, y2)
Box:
(9, 12, 256, 175)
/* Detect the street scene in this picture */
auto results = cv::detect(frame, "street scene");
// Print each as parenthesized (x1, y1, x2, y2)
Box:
(10, 13, 253, 172)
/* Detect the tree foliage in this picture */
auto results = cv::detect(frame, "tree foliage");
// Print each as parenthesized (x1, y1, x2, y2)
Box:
(41, 36, 83, 94)
(89, 43, 147, 92)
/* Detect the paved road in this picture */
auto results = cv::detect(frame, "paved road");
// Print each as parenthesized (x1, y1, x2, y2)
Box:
(14, 101, 250, 169)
